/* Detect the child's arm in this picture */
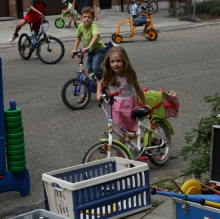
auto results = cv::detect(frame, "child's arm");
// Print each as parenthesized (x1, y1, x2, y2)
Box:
(81, 34, 99, 54)
(30, 5, 44, 18)
(72, 0, 76, 15)
(97, 79, 104, 101)
(63, 8, 70, 13)
(70, 37, 81, 57)
(133, 81, 151, 109)
(93, 0, 99, 20)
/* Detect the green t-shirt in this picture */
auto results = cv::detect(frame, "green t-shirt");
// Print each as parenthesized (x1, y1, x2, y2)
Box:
(76, 23, 105, 53)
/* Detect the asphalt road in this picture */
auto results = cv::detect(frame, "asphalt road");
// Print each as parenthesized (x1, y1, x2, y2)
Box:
(0, 23, 220, 218)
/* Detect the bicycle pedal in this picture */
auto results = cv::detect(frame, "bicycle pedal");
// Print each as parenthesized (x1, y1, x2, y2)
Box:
(137, 156, 148, 161)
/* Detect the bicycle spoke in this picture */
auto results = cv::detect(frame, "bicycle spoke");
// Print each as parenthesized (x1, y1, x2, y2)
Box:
(37, 37, 64, 64)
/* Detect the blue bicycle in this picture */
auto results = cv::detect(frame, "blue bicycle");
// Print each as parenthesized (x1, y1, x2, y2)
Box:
(18, 18, 65, 64)
(61, 42, 113, 110)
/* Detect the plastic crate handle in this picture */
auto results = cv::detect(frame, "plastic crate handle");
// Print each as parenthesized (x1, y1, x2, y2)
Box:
(51, 182, 64, 192)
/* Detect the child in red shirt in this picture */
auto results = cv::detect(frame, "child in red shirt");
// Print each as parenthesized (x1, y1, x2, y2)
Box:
(9, 0, 46, 42)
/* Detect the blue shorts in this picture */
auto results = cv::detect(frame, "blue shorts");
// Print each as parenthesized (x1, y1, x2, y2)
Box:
(133, 16, 148, 26)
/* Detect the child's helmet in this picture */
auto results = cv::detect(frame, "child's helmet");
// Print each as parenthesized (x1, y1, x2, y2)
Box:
(62, 0, 66, 3)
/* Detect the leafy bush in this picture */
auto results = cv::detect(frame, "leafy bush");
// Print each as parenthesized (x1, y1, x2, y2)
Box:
(196, 0, 220, 16)
(178, 93, 220, 180)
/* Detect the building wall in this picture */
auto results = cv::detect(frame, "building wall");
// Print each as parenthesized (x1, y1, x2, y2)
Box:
(8, 0, 171, 19)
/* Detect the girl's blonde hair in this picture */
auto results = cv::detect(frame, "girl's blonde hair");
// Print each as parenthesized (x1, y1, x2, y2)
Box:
(102, 46, 137, 86)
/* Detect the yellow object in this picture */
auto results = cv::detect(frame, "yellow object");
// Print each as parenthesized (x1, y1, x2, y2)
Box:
(181, 179, 201, 194)
(204, 200, 220, 209)
(86, 203, 116, 215)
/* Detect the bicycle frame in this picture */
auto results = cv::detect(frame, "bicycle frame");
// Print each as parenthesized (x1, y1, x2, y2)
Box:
(73, 53, 98, 96)
(100, 93, 171, 160)
(27, 19, 50, 48)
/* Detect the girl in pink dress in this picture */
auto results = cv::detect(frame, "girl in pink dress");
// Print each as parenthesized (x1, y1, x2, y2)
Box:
(97, 46, 150, 144)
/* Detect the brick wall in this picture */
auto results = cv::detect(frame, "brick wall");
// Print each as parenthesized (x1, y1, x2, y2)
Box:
(23, 0, 30, 12)
(9, 0, 17, 19)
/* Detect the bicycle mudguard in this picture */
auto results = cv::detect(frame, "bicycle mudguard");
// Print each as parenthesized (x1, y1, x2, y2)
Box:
(143, 120, 174, 147)
(159, 119, 174, 135)
(99, 138, 133, 159)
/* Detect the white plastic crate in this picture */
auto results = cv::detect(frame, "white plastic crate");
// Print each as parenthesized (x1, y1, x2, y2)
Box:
(12, 209, 68, 218)
(42, 157, 151, 219)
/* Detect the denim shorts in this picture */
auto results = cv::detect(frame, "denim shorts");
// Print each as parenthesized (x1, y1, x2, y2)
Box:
(133, 16, 147, 26)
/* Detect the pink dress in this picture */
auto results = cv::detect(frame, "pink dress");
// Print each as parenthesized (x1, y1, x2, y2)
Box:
(109, 76, 138, 133)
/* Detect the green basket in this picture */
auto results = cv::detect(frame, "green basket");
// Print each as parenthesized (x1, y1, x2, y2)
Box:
(138, 90, 165, 119)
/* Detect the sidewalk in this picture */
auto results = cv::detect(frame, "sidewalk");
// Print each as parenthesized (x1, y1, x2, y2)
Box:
(1, 9, 220, 48)
(1, 9, 220, 219)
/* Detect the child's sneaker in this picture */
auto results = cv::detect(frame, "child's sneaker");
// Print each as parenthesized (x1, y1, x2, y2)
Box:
(34, 51, 38, 59)
(9, 34, 19, 42)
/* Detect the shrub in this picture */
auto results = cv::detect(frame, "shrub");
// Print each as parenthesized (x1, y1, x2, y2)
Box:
(178, 93, 220, 180)
(196, 0, 220, 16)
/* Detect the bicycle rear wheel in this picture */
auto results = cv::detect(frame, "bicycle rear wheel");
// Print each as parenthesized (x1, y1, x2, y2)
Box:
(61, 78, 91, 110)
(18, 33, 32, 60)
(37, 36, 65, 64)
(147, 28, 158, 41)
(74, 16, 81, 28)
(82, 141, 131, 163)
(54, 18, 65, 28)
(150, 0, 158, 14)
(148, 121, 172, 165)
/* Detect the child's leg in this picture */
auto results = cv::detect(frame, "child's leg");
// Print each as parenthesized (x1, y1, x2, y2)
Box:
(14, 19, 27, 36)
(91, 48, 107, 80)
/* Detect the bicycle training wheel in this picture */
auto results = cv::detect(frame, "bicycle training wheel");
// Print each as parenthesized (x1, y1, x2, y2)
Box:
(150, 0, 158, 14)
(37, 37, 65, 64)
(148, 121, 172, 165)
(127, 1, 135, 14)
(147, 28, 158, 41)
(54, 18, 65, 28)
(82, 141, 131, 163)
(61, 78, 91, 110)
(18, 33, 32, 60)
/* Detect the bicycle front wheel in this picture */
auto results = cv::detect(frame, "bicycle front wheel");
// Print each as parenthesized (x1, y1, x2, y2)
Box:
(148, 121, 172, 165)
(82, 141, 131, 163)
(150, 0, 158, 13)
(54, 18, 65, 28)
(37, 36, 65, 64)
(61, 78, 91, 110)
(18, 33, 32, 60)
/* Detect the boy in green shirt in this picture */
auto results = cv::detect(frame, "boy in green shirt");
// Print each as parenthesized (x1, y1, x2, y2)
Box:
(71, 7, 106, 103)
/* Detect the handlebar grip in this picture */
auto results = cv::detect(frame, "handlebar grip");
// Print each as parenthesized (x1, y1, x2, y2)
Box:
(98, 97, 104, 107)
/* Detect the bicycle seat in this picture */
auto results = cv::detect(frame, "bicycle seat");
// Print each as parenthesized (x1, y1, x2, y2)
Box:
(131, 107, 151, 118)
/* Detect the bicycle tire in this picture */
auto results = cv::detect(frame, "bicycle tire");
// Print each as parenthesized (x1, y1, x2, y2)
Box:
(18, 33, 32, 60)
(54, 18, 65, 28)
(147, 28, 158, 41)
(61, 78, 91, 110)
(82, 141, 131, 163)
(150, 0, 158, 14)
(148, 121, 172, 165)
(37, 36, 65, 64)
(127, 1, 135, 14)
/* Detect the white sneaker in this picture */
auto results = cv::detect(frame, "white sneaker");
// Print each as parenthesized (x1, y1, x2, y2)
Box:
(9, 34, 19, 42)
(34, 52, 38, 59)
